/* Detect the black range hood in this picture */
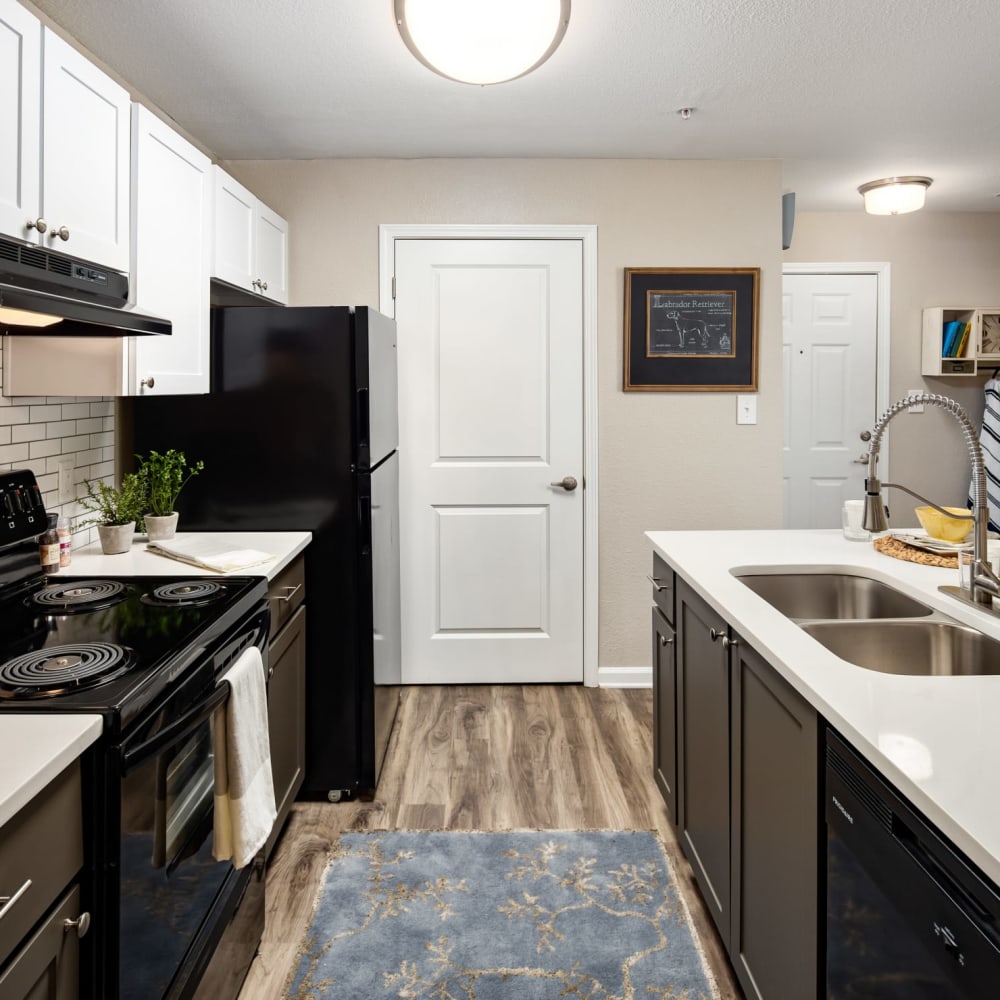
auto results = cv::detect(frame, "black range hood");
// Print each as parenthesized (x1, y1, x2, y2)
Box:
(0, 236, 170, 336)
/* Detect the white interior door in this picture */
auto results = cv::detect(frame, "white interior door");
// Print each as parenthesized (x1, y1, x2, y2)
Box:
(393, 239, 584, 684)
(783, 272, 879, 527)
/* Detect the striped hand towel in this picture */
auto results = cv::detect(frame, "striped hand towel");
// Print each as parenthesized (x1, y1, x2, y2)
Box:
(970, 378, 1000, 533)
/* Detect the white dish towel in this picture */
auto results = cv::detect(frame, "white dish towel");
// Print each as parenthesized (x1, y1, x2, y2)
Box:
(212, 646, 276, 869)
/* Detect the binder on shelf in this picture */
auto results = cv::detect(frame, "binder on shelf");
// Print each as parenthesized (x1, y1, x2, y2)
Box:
(953, 322, 971, 358)
(942, 320, 963, 356)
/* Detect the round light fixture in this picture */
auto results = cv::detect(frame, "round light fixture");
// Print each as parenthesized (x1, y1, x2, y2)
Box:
(394, 0, 571, 86)
(857, 176, 933, 215)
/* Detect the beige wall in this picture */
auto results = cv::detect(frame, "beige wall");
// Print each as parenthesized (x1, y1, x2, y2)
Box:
(230, 158, 785, 670)
(787, 212, 1000, 514)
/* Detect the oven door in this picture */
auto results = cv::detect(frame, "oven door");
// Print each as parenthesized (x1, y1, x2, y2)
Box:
(111, 623, 268, 999)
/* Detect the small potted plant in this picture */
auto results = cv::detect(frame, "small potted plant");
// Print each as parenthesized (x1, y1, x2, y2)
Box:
(136, 449, 204, 540)
(78, 473, 147, 554)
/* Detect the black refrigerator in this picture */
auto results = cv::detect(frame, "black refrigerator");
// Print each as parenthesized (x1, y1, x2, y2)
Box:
(131, 305, 401, 799)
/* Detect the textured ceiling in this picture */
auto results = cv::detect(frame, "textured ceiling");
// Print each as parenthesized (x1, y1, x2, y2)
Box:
(27, 0, 1000, 211)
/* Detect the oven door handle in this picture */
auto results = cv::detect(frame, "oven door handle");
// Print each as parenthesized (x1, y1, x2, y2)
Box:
(122, 682, 230, 772)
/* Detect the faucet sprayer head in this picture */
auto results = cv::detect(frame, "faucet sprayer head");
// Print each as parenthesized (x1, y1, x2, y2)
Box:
(862, 484, 889, 533)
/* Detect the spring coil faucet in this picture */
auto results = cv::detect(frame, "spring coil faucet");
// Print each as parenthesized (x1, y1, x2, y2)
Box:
(863, 392, 1000, 607)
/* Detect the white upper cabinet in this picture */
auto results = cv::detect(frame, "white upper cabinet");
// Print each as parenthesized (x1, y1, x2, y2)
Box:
(212, 166, 288, 304)
(0, 1, 130, 272)
(0, 0, 40, 243)
(127, 105, 212, 395)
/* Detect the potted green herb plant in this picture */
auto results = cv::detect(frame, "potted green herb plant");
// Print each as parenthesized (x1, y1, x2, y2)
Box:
(78, 473, 147, 554)
(136, 449, 204, 540)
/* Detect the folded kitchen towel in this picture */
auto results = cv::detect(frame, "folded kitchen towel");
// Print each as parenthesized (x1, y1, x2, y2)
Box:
(211, 646, 276, 869)
(147, 534, 276, 573)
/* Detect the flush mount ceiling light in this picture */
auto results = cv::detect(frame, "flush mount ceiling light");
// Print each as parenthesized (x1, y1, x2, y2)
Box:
(394, 0, 571, 85)
(857, 176, 933, 215)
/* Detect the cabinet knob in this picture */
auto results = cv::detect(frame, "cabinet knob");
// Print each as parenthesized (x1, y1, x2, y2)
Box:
(721, 635, 738, 650)
(63, 912, 91, 938)
(252, 278, 261, 290)
(659, 634, 673, 647)
(25, 217, 47, 233)
(49, 226, 70, 241)
(140, 376, 155, 390)
(261, 280, 268, 291)
(709, 627, 723, 642)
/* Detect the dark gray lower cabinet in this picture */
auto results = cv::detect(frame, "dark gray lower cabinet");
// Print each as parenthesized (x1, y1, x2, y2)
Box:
(731, 634, 819, 1000)
(673, 576, 820, 1000)
(676, 578, 732, 936)
(266, 558, 307, 861)
(652, 606, 677, 821)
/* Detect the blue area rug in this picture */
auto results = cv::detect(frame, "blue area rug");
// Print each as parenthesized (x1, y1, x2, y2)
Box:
(285, 830, 719, 999)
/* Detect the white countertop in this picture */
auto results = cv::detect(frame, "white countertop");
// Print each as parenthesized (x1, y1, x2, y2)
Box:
(0, 715, 103, 826)
(647, 528, 1000, 886)
(63, 530, 312, 581)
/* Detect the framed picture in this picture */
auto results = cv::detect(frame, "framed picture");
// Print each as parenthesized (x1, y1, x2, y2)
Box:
(623, 267, 760, 391)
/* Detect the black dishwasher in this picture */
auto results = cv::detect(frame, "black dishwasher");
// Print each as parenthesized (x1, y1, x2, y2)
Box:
(825, 728, 1000, 999)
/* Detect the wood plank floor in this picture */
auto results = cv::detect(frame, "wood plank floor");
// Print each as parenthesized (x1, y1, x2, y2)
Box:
(239, 685, 745, 998)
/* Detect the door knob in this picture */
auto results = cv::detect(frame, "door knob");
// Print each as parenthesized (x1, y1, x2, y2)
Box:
(549, 476, 578, 491)
(860, 430, 872, 442)
(852, 453, 870, 464)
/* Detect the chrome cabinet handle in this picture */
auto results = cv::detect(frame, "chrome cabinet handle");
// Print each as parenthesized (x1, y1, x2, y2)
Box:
(659, 634, 673, 647)
(63, 911, 91, 938)
(709, 627, 722, 642)
(26, 217, 47, 233)
(140, 376, 155, 390)
(0, 879, 32, 920)
(275, 583, 302, 603)
(49, 226, 70, 241)
(721, 635, 738, 650)
(549, 476, 578, 491)
(646, 574, 668, 592)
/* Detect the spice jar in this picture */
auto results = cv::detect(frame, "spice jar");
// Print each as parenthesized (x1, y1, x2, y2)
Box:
(39, 513, 60, 574)
(57, 514, 72, 568)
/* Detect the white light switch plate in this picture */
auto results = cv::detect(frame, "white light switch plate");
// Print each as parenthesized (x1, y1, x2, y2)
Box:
(736, 394, 757, 425)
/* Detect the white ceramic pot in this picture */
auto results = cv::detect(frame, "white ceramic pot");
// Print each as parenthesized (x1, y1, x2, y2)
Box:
(145, 512, 179, 541)
(97, 522, 135, 555)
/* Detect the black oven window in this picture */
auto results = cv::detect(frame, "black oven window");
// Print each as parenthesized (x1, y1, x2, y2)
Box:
(119, 716, 229, 999)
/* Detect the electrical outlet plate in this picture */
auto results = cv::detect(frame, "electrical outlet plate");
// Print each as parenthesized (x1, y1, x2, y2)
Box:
(906, 390, 925, 413)
(56, 456, 75, 503)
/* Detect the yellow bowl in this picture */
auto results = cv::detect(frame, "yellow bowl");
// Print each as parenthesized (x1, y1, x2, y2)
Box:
(914, 505, 973, 542)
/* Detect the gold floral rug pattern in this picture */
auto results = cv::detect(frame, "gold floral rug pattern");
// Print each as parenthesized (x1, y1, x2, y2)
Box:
(285, 830, 719, 999)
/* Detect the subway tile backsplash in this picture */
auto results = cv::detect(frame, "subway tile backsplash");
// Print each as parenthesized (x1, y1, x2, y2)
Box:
(0, 351, 115, 548)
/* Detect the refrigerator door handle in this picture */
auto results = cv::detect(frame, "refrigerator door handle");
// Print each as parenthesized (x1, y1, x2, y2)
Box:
(356, 388, 370, 450)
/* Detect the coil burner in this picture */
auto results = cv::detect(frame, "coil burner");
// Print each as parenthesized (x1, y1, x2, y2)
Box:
(0, 642, 132, 696)
(143, 580, 225, 607)
(32, 580, 128, 612)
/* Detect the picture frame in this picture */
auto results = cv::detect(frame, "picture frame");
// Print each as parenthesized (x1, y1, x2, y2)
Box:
(623, 267, 760, 391)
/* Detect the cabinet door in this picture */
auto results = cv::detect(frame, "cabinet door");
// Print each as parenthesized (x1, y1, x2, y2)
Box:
(212, 167, 256, 293)
(0, 0, 41, 243)
(40, 28, 130, 271)
(730, 637, 819, 1000)
(255, 201, 288, 304)
(676, 579, 731, 942)
(128, 105, 211, 394)
(265, 604, 306, 860)
(0, 885, 84, 1000)
(652, 605, 676, 822)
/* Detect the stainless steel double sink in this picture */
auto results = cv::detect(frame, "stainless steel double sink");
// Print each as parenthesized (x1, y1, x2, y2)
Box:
(734, 571, 1000, 677)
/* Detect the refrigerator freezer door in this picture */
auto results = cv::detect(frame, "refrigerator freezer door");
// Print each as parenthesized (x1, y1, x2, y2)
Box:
(354, 307, 398, 469)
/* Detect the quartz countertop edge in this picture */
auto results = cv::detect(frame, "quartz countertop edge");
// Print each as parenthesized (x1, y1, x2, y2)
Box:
(647, 528, 1000, 887)
(0, 715, 102, 827)
(63, 530, 312, 581)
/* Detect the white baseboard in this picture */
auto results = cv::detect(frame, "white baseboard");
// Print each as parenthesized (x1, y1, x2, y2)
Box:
(597, 665, 652, 688)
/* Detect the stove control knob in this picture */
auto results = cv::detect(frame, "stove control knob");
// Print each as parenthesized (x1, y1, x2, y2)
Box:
(64, 911, 91, 938)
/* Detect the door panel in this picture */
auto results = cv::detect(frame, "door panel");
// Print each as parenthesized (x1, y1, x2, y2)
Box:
(394, 239, 583, 684)
(783, 272, 878, 528)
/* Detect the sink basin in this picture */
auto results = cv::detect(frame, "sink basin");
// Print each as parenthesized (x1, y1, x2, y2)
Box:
(802, 620, 1000, 676)
(736, 572, 932, 620)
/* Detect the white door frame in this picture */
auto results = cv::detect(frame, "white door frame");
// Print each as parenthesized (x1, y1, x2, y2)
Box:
(379, 223, 599, 687)
(782, 261, 892, 484)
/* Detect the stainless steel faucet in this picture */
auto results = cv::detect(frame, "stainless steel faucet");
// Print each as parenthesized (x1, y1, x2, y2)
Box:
(863, 392, 1000, 607)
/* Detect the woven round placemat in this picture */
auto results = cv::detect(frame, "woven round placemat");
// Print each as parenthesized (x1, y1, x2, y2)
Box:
(873, 534, 958, 568)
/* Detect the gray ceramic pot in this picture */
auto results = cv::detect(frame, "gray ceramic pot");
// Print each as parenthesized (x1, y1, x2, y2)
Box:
(145, 512, 179, 541)
(97, 522, 135, 555)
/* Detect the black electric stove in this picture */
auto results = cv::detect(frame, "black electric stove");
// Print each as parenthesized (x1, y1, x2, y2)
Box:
(0, 469, 270, 1000)
(0, 571, 268, 731)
